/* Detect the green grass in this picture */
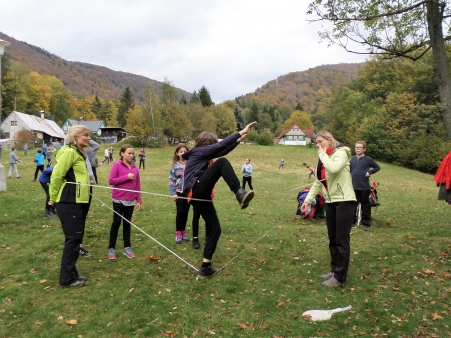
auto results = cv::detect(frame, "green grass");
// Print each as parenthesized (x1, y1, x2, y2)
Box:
(0, 144, 450, 337)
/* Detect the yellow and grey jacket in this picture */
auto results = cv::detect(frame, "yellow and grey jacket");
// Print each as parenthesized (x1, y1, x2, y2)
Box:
(305, 146, 356, 204)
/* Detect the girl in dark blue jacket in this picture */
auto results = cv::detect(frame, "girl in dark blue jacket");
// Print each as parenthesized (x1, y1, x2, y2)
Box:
(183, 122, 257, 277)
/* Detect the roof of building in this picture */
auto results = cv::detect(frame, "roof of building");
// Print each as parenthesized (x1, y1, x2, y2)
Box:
(3, 111, 65, 138)
(65, 119, 105, 132)
(275, 124, 306, 139)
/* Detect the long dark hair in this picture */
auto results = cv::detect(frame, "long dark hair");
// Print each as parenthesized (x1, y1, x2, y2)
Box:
(195, 132, 218, 147)
(172, 144, 189, 164)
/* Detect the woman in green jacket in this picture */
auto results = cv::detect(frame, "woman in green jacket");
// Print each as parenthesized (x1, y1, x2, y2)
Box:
(301, 131, 356, 288)
(49, 125, 91, 288)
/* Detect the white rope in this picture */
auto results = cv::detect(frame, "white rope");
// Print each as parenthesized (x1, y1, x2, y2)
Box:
(90, 193, 199, 272)
(65, 182, 213, 202)
(284, 179, 326, 192)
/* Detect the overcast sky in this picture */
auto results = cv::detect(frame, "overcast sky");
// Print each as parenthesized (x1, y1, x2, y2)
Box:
(0, 0, 367, 103)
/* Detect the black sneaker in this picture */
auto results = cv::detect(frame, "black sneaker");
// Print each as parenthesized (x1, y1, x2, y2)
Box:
(192, 238, 200, 249)
(235, 188, 254, 209)
(79, 247, 92, 257)
(60, 279, 84, 288)
(44, 209, 55, 217)
(198, 266, 221, 278)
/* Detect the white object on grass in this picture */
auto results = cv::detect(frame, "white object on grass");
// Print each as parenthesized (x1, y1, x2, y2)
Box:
(356, 203, 362, 225)
(302, 305, 352, 321)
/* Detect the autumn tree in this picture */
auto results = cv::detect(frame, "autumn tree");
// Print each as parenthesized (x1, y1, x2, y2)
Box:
(186, 103, 216, 137)
(159, 78, 179, 105)
(117, 87, 135, 127)
(212, 104, 236, 138)
(307, 0, 451, 140)
(125, 107, 151, 146)
(162, 103, 192, 143)
(91, 95, 102, 118)
(142, 83, 162, 137)
(283, 110, 314, 130)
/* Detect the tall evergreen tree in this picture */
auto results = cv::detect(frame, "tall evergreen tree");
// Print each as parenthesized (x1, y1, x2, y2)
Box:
(117, 87, 135, 127)
(91, 95, 102, 119)
(198, 86, 213, 107)
(233, 104, 246, 130)
(190, 91, 200, 104)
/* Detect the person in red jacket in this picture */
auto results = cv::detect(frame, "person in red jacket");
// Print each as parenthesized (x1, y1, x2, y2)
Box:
(434, 149, 451, 205)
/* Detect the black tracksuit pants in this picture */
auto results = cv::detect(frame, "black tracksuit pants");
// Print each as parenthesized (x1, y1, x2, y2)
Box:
(56, 202, 90, 286)
(353, 189, 371, 226)
(325, 201, 356, 284)
(190, 158, 241, 260)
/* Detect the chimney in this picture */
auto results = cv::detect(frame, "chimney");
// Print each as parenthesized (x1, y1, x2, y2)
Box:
(40, 110, 45, 119)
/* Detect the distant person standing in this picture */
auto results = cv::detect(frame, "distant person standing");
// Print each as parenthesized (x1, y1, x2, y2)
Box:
(109, 147, 114, 163)
(241, 158, 253, 190)
(307, 165, 316, 179)
(8, 147, 22, 178)
(139, 148, 146, 170)
(42, 143, 47, 158)
(33, 148, 45, 182)
(86, 140, 100, 184)
(46, 148, 53, 168)
(279, 156, 285, 169)
(23, 143, 28, 156)
(434, 149, 451, 205)
(350, 141, 380, 231)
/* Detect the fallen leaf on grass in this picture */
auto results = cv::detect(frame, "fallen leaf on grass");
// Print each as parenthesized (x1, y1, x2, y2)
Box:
(302, 314, 312, 319)
(277, 300, 284, 307)
(442, 273, 451, 279)
(160, 331, 175, 337)
(404, 234, 415, 239)
(422, 268, 435, 275)
(236, 323, 248, 329)
(39, 279, 46, 284)
(146, 255, 160, 261)
(66, 319, 77, 325)
(431, 312, 443, 320)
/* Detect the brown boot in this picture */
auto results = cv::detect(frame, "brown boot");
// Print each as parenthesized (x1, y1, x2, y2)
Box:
(236, 188, 254, 209)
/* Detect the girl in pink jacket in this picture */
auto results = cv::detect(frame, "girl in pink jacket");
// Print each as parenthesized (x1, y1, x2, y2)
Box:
(107, 144, 142, 259)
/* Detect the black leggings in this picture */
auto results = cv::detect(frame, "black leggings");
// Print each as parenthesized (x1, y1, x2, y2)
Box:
(242, 176, 253, 190)
(109, 202, 135, 249)
(34, 165, 44, 180)
(190, 158, 241, 260)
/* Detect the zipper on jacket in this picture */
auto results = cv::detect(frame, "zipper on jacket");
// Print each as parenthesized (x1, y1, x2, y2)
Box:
(337, 183, 345, 199)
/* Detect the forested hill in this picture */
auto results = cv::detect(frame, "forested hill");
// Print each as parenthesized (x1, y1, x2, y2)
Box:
(0, 32, 191, 103)
(236, 63, 363, 111)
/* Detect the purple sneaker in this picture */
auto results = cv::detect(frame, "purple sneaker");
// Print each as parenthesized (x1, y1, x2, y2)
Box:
(108, 248, 116, 260)
(123, 247, 135, 259)
(175, 231, 182, 244)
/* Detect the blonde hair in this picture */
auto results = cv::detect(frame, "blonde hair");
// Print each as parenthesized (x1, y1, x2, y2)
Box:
(315, 131, 340, 149)
(65, 125, 91, 144)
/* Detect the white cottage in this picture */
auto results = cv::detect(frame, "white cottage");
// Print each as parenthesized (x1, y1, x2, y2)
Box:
(0, 111, 66, 146)
(275, 125, 316, 146)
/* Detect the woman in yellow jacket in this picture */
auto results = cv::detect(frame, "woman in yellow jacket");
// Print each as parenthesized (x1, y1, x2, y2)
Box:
(301, 131, 356, 288)
(49, 125, 91, 288)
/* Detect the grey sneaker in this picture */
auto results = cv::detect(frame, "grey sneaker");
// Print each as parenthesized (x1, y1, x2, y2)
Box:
(320, 272, 334, 280)
(60, 279, 85, 288)
(321, 276, 343, 287)
(198, 266, 221, 278)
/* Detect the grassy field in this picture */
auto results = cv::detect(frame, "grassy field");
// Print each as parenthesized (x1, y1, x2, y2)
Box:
(0, 144, 450, 338)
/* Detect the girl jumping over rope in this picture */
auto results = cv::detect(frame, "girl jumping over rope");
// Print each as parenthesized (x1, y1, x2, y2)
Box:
(182, 121, 257, 278)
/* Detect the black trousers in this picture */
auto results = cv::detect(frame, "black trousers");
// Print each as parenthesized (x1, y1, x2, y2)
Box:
(190, 158, 241, 260)
(175, 194, 190, 231)
(34, 165, 44, 180)
(353, 189, 371, 226)
(192, 207, 201, 238)
(56, 202, 90, 286)
(325, 201, 356, 284)
(91, 167, 98, 184)
(40, 182, 51, 211)
(242, 176, 253, 190)
(109, 202, 135, 249)
(139, 159, 145, 169)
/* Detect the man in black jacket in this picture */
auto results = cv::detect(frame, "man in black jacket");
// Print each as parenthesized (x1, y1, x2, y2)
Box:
(350, 141, 380, 231)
